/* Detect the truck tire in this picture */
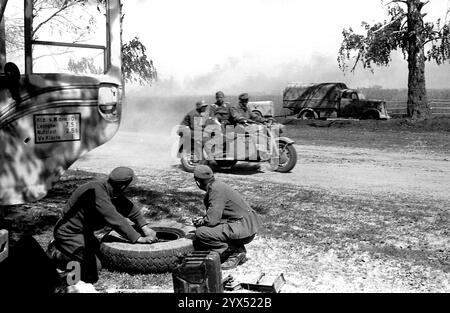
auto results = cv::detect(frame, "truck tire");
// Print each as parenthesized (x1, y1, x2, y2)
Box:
(298, 110, 317, 120)
(99, 220, 195, 274)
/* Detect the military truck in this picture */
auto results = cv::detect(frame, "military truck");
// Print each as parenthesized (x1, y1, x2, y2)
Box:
(283, 82, 390, 120)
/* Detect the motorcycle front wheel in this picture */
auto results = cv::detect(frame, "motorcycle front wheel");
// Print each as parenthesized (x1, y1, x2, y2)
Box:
(180, 151, 202, 172)
(276, 143, 297, 173)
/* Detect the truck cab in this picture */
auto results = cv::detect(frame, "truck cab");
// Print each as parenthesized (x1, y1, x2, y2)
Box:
(339, 89, 390, 120)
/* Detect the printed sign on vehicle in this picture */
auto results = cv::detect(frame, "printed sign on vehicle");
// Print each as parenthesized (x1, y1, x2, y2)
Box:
(34, 113, 81, 143)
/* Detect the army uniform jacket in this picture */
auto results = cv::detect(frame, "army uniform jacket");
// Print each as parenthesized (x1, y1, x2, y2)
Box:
(230, 103, 267, 124)
(209, 102, 232, 125)
(54, 180, 148, 255)
(181, 108, 208, 131)
(203, 180, 262, 239)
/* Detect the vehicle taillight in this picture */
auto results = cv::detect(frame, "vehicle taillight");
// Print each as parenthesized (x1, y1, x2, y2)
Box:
(98, 83, 121, 122)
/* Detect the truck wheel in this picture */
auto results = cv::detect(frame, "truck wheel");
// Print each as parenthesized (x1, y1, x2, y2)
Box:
(276, 143, 297, 173)
(99, 220, 195, 274)
(299, 111, 316, 120)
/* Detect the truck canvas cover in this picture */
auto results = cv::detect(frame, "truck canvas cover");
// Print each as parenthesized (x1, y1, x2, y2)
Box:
(283, 82, 348, 110)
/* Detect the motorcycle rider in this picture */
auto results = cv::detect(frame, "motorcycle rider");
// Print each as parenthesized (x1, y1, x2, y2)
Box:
(204, 91, 234, 158)
(180, 100, 209, 131)
(230, 93, 271, 125)
(179, 100, 209, 162)
(209, 91, 232, 126)
(191, 165, 262, 270)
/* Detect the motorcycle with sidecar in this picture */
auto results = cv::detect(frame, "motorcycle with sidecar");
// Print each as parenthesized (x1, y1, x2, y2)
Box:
(177, 118, 297, 173)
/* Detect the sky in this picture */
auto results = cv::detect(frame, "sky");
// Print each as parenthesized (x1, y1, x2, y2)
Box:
(123, 0, 450, 94)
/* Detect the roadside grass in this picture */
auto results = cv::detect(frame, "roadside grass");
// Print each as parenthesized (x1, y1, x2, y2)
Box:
(281, 117, 450, 155)
(3, 118, 450, 291)
(4, 162, 450, 292)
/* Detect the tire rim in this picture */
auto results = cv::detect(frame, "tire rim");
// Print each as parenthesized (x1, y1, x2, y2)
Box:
(184, 152, 201, 167)
(152, 227, 184, 242)
(278, 145, 290, 167)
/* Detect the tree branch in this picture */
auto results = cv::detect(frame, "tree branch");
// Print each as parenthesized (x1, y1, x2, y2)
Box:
(387, 0, 408, 5)
(418, 0, 430, 11)
(33, 49, 74, 61)
(351, 53, 361, 72)
(32, 0, 81, 37)
(423, 35, 449, 45)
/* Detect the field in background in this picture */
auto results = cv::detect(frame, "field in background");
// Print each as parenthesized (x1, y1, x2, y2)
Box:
(121, 88, 450, 134)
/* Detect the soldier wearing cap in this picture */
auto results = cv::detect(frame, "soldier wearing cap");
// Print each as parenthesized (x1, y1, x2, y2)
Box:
(47, 167, 156, 283)
(209, 91, 232, 126)
(179, 100, 209, 162)
(230, 93, 269, 125)
(180, 100, 209, 131)
(192, 165, 262, 270)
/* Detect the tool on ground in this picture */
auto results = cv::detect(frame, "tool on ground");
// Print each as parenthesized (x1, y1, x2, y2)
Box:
(222, 274, 242, 291)
(223, 272, 286, 293)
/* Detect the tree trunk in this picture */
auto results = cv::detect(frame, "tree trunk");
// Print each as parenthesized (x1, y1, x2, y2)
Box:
(406, 0, 431, 119)
(0, 17, 5, 72)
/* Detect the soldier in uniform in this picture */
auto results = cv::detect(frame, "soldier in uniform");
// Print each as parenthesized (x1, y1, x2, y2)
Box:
(179, 100, 209, 162)
(47, 167, 156, 283)
(230, 93, 271, 125)
(209, 91, 232, 126)
(192, 165, 262, 270)
(180, 100, 209, 131)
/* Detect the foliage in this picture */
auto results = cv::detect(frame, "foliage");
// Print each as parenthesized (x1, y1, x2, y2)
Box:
(338, 1, 450, 72)
(338, 0, 450, 118)
(122, 37, 157, 85)
(67, 57, 103, 75)
(6, 0, 156, 85)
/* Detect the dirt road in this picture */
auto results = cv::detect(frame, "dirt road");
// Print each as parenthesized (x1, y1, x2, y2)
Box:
(30, 128, 448, 292)
(73, 130, 450, 202)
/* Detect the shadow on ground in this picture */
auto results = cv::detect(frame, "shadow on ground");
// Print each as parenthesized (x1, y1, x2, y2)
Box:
(171, 163, 264, 176)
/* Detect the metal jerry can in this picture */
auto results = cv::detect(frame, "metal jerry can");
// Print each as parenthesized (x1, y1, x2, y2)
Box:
(0, 229, 8, 263)
(172, 251, 223, 293)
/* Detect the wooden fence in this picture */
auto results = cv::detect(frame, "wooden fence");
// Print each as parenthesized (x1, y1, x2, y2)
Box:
(387, 99, 450, 117)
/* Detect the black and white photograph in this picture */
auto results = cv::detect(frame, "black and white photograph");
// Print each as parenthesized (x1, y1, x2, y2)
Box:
(1, 0, 450, 302)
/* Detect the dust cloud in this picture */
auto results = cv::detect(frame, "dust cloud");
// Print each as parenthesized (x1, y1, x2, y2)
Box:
(121, 53, 450, 136)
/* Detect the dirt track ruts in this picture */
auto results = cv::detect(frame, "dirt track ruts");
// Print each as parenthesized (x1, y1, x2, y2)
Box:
(71, 130, 450, 203)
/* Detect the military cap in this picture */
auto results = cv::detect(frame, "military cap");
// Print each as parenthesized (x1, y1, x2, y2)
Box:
(193, 165, 214, 180)
(109, 166, 136, 184)
(215, 91, 225, 98)
(196, 100, 208, 108)
(238, 93, 249, 101)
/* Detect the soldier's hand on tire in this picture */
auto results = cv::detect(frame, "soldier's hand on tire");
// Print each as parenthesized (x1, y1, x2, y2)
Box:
(141, 225, 157, 238)
(137, 233, 157, 244)
(192, 217, 205, 227)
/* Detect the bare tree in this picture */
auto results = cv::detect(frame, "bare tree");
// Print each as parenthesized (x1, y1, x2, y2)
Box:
(338, 0, 450, 119)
